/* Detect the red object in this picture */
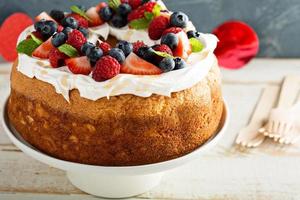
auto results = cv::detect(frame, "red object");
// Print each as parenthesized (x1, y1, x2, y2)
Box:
(32, 37, 54, 59)
(173, 32, 191, 60)
(127, 2, 156, 22)
(128, 0, 142, 9)
(26, 31, 44, 41)
(148, 16, 170, 40)
(49, 48, 68, 68)
(98, 42, 111, 55)
(86, 7, 105, 27)
(162, 27, 183, 36)
(132, 41, 146, 54)
(68, 13, 89, 28)
(121, 53, 162, 75)
(66, 30, 87, 51)
(93, 56, 121, 81)
(212, 20, 259, 69)
(57, 25, 64, 33)
(0, 13, 33, 62)
(66, 56, 92, 75)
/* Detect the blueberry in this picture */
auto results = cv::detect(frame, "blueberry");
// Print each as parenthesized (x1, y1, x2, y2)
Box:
(111, 15, 127, 28)
(116, 40, 133, 57)
(187, 30, 200, 39)
(40, 20, 57, 38)
(78, 27, 89, 37)
(170, 12, 189, 28)
(137, 46, 155, 62)
(50, 10, 65, 22)
(87, 47, 103, 63)
(159, 58, 175, 72)
(161, 33, 178, 50)
(81, 42, 95, 56)
(61, 17, 79, 29)
(109, 48, 126, 63)
(62, 27, 73, 35)
(118, 4, 132, 16)
(34, 19, 46, 32)
(174, 57, 187, 70)
(99, 6, 114, 22)
(51, 32, 67, 47)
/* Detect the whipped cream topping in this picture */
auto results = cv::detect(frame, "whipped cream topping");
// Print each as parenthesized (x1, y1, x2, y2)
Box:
(16, 6, 218, 102)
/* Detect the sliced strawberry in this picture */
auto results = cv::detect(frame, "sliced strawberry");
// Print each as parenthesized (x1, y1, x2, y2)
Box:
(32, 37, 54, 59)
(95, 2, 108, 12)
(35, 12, 56, 22)
(121, 53, 162, 75)
(173, 31, 192, 60)
(66, 56, 92, 75)
(86, 7, 104, 27)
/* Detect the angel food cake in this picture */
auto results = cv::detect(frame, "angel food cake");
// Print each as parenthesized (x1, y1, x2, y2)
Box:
(8, 0, 223, 166)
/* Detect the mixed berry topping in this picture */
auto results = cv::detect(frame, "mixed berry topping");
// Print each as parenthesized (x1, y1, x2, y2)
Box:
(17, 0, 205, 82)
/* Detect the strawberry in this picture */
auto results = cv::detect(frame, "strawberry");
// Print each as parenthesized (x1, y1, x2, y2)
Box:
(121, 0, 129, 3)
(68, 13, 89, 28)
(66, 30, 87, 51)
(57, 25, 64, 32)
(26, 31, 44, 41)
(86, 7, 104, 27)
(132, 41, 146, 54)
(92, 56, 121, 81)
(35, 12, 56, 23)
(128, 0, 142, 9)
(98, 42, 111, 55)
(162, 27, 183, 36)
(173, 31, 191, 60)
(49, 48, 68, 68)
(127, 2, 156, 22)
(121, 53, 162, 75)
(66, 56, 92, 75)
(212, 20, 259, 69)
(96, 2, 108, 12)
(32, 37, 54, 59)
(148, 16, 170, 40)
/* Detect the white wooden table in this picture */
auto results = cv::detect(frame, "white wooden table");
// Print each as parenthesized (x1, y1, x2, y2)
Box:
(1, 59, 300, 200)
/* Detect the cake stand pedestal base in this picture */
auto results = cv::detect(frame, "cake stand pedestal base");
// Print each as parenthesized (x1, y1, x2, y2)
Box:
(67, 171, 163, 198)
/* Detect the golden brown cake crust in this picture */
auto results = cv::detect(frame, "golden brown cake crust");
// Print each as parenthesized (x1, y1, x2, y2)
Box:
(8, 60, 223, 166)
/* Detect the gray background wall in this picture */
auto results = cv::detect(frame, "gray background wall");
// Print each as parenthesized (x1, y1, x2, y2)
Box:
(1, 0, 299, 58)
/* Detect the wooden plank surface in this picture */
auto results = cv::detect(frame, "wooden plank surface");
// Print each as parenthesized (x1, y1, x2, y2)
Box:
(1, 59, 300, 199)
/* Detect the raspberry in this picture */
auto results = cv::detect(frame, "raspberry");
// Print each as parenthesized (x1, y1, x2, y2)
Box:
(128, 0, 142, 9)
(98, 42, 111, 55)
(153, 44, 173, 63)
(132, 41, 146, 54)
(67, 29, 87, 51)
(127, 2, 156, 22)
(68, 13, 89, 28)
(162, 27, 183, 36)
(148, 16, 170, 40)
(92, 56, 121, 81)
(49, 48, 68, 68)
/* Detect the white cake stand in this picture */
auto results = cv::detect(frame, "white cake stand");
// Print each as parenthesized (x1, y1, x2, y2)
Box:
(1, 97, 229, 198)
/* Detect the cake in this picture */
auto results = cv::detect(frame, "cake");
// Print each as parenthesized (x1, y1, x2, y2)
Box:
(8, 0, 223, 166)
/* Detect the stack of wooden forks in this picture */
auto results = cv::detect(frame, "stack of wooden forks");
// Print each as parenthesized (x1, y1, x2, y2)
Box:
(236, 75, 300, 148)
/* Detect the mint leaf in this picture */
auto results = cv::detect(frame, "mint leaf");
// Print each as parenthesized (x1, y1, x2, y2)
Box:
(154, 50, 174, 59)
(70, 5, 91, 21)
(189, 38, 204, 52)
(30, 33, 43, 45)
(152, 4, 162, 17)
(144, 12, 154, 21)
(16, 39, 40, 56)
(108, 0, 121, 11)
(58, 44, 79, 57)
(129, 18, 151, 30)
